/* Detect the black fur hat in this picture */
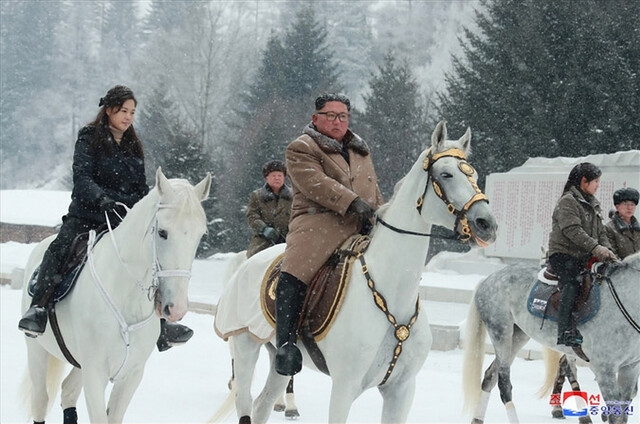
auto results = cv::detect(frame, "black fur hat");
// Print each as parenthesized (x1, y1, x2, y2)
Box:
(613, 187, 639, 205)
(262, 160, 286, 178)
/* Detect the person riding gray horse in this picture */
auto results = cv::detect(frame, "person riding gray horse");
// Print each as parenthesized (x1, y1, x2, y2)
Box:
(547, 162, 618, 350)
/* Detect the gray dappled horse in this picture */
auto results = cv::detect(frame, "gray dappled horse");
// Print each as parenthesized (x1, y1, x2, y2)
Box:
(463, 255, 640, 424)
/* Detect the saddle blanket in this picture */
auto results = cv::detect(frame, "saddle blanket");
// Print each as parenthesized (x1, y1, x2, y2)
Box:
(214, 244, 286, 343)
(527, 279, 600, 324)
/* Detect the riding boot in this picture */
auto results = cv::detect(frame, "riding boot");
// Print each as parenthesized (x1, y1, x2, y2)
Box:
(156, 319, 194, 352)
(274, 272, 307, 376)
(557, 280, 582, 347)
(18, 252, 62, 337)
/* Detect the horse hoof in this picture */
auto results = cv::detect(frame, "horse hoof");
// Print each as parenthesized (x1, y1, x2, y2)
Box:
(285, 408, 300, 419)
(273, 403, 285, 412)
(239, 415, 251, 424)
(552, 406, 565, 419)
(578, 415, 592, 424)
(471, 419, 484, 424)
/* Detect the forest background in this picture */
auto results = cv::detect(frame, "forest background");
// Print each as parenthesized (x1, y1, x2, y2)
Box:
(2, 0, 639, 254)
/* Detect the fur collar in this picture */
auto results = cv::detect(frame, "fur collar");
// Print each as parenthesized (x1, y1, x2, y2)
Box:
(611, 212, 640, 232)
(260, 183, 292, 201)
(302, 123, 370, 156)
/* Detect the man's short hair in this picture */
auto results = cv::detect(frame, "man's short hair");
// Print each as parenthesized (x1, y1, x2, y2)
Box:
(315, 93, 351, 111)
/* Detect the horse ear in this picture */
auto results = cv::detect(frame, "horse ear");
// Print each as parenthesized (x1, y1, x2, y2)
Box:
(431, 120, 447, 149)
(156, 167, 174, 196)
(460, 127, 472, 153)
(194, 173, 212, 202)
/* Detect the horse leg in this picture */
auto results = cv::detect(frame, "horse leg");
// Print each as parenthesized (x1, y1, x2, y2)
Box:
(231, 333, 261, 423)
(560, 356, 593, 424)
(472, 359, 499, 424)
(378, 376, 416, 423)
(616, 362, 640, 424)
(493, 325, 530, 424)
(106, 367, 145, 423)
(26, 341, 52, 423)
(327, 379, 362, 423)
(60, 367, 82, 424)
(284, 377, 300, 419)
(592, 365, 626, 424)
(252, 343, 291, 423)
(80, 368, 110, 423)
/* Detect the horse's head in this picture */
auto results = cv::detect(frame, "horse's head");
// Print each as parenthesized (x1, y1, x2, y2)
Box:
(152, 168, 211, 322)
(420, 121, 497, 247)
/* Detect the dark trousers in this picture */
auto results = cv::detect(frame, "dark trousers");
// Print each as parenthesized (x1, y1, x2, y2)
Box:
(30, 216, 97, 307)
(549, 252, 583, 336)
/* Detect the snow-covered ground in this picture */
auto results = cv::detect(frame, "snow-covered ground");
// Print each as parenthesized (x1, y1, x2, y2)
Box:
(0, 190, 627, 423)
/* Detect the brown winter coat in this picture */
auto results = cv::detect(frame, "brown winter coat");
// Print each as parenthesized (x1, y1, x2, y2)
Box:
(246, 183, 293, 258)
(605, 212, 640, 259)
(281, 123, 384, 284)
(548, 186, 611, 263)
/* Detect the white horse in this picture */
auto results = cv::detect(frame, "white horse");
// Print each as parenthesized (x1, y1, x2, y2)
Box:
(212, 121, 498, 423)
(21, 168, 211, 423)
(463, 254, 640, 424)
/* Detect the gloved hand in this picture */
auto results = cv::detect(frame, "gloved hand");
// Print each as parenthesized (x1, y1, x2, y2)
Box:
(261, 226, 279, 242)
(98, 196, 117, 213)
(592, 245, 618, 262)
(347, 198, 375, 225)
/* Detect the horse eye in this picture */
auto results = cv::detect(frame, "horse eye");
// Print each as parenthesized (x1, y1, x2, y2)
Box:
(441, 172, 453, 178)
(158, 229, 168, 240)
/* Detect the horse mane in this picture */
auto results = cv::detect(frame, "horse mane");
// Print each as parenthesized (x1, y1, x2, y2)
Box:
(607, 251, 640, 279)
(158, 178, 207, 227)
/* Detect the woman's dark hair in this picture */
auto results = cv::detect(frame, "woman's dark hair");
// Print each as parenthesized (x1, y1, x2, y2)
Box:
(315, 93, 351, 111)
(88, 85, 143, 158)
(563, 162, 602, 193)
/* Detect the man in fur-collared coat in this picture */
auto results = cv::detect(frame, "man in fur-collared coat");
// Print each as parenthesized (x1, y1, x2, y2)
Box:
(274, 93, 384, 377)
(246, 160, 293, 258)
(605, 187, 640, 259)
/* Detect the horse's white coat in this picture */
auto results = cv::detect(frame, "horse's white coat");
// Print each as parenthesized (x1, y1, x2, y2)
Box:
(22, 168, 211, 423)
(213, 121, 498, 423)
(463, 255, 640, 424)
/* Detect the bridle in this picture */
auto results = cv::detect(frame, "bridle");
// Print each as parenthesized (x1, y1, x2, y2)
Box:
(377, 147, 489, 242)
(85, 201, 193, 381)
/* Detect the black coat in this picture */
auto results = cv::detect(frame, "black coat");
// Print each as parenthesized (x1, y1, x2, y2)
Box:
(67, 126, 149, 225)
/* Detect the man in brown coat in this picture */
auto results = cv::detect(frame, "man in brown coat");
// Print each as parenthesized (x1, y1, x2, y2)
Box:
(275, 93, 384, 376)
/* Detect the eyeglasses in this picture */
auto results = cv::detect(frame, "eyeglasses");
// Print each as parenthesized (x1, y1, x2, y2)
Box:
(317, 112, 349, 122)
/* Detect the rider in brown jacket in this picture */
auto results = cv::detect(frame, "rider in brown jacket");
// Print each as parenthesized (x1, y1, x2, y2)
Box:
(275, 93, 384, 376)
(547, 163, 617, 348)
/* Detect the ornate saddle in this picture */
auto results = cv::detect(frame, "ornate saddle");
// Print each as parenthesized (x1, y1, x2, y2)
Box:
(261, 235, 371, 374)
(527, 262, 600, 325)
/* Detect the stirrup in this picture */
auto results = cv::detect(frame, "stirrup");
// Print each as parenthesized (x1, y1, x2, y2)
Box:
(275, 342, 303, 376)
(18, 306, 48, 337)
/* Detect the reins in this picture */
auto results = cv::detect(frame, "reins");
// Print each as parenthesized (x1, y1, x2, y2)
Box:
(376, 215, 463, 240)
(595, 264, 640, 334)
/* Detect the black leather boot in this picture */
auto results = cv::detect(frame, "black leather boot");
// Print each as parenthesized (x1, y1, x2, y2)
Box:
(18, 254, 61, 337)
(557, 281, 582, 347)
(274, 272, 307, 376)
(157, 319, 194, 352)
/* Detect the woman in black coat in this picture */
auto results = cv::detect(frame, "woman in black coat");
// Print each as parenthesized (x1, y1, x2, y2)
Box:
(19, 85, 192, 351)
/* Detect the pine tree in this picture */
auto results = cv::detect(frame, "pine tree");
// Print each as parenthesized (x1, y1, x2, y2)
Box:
(361, 52, 429, 199)
(436, 0, 640, 186)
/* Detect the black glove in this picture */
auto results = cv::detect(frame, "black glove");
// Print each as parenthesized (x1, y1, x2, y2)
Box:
(347, 198, 375, 226)
(98, 196, 117, 213)
(261, 226, 279, 242)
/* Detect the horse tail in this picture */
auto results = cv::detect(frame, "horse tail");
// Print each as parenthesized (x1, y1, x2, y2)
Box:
(462, 294, 486, 415)
(537, 347, 562, 398)
(21, 355, 66, 418)
(207, 380, 236, 423)
(223, 251, 247, 287)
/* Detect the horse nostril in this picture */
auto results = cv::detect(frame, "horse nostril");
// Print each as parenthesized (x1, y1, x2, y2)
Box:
(163, 303, 173, 317)
(476, 218, 490, 232)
